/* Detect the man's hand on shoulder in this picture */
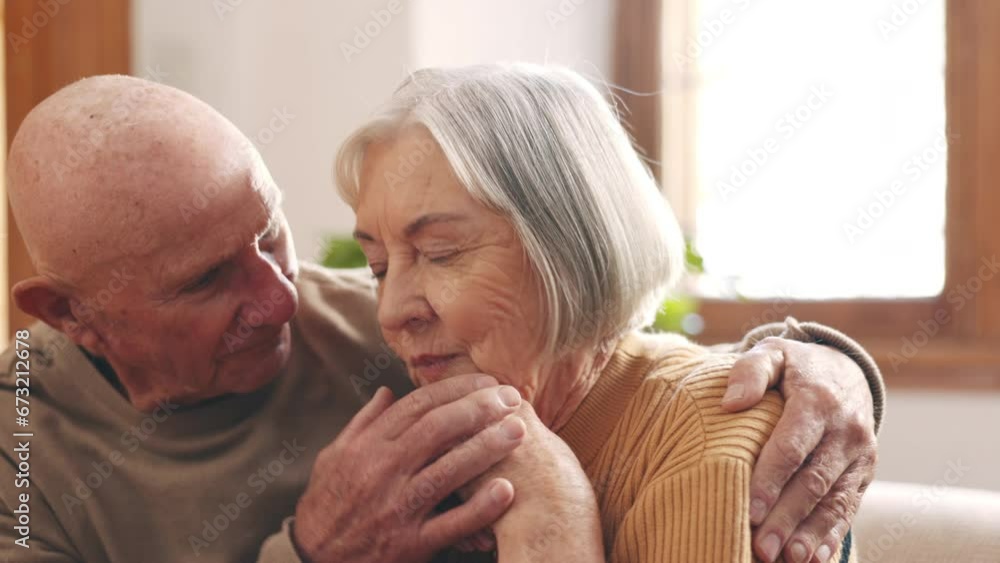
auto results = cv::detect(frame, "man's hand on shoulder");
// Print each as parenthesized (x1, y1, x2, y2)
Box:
(722, 338, 877, 563)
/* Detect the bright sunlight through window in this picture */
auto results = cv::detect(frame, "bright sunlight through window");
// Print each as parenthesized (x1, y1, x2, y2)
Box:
(666, 0, 947, 299)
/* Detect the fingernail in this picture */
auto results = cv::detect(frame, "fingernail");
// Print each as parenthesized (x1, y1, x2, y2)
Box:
(490, 480, 512, 503)
(750, 497, 767, 523)
(476, 375, 498, 389)
(498, 385, 521, 407)
(500, 417, 525, 440)
(761, 533, 781, 562)
(723, 383, 745, 404)
(789, 541, 807, 562)
(816, 545, 832, 561)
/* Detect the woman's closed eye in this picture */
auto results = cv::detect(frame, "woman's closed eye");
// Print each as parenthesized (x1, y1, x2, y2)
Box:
(369, 255, 458, 282)
(424, 248, 460, 265)
(369, 263, 388, 280)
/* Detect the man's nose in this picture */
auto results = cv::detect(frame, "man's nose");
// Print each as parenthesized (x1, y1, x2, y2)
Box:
(238, 249, 298, 327)
(377, 268, 434, 334)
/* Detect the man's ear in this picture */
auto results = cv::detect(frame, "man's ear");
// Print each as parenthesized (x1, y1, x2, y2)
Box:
(12, 277, 105, 353)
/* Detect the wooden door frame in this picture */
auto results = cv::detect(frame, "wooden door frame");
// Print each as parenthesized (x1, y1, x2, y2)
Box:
(4, 0, 131, 336)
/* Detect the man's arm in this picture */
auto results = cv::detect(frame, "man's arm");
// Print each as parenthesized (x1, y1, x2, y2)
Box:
(716, 317, 884, 430)
(716, 317, 880, 562)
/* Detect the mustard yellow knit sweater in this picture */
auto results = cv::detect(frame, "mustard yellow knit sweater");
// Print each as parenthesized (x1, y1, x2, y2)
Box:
(553, 331, 857, 563)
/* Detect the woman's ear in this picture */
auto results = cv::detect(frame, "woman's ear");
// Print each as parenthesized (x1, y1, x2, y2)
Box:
(12, 277, 105, 353)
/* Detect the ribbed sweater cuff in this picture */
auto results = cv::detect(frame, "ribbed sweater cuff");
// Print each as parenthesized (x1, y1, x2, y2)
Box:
(741, 317, 886, 434)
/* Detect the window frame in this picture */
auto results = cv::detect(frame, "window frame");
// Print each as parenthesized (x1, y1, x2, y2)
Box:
(613, 0, 1000, 387)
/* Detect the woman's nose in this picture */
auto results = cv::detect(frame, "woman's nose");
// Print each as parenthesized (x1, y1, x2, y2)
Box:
(377, 268, 434, 333)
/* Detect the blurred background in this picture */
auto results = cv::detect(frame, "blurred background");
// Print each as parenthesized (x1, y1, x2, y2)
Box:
(4, 0, 999, 546)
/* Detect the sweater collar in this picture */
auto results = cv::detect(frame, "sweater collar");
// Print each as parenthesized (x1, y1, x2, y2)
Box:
(557, 332, 658, 467)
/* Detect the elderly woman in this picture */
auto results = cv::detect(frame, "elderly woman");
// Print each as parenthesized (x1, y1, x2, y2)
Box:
(335, 64, 876, 562)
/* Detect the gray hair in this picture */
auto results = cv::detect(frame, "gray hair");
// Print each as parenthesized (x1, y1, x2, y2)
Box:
(335, 63, 684, 355)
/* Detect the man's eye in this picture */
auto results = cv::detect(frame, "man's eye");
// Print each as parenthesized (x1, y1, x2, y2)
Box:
(259, 223, 280, 245)
(184, 268, 221, 293)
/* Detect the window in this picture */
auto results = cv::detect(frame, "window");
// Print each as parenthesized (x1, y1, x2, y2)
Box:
(668, 0, 947, 300)
(614, 0, 1000, 384)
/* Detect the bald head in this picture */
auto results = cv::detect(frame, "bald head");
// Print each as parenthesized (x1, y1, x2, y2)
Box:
(8, 75, 270, 284)
(7, 76, 298, 411)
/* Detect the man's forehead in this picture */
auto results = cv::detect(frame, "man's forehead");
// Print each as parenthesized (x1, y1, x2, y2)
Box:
(154, 185, 282, 291)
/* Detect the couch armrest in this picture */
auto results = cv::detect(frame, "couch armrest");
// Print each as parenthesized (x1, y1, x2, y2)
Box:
(854, 481, 1000, 563)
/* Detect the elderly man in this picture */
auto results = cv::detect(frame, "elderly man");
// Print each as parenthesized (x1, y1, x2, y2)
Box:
(0, 76, 882, 563)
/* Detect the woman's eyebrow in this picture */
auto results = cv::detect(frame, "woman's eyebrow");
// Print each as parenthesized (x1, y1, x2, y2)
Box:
(352, 213, 468, 242)
(402, 213, 468, 238)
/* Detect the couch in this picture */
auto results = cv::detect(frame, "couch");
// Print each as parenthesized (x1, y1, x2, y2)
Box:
(853, 481, 1000, 562)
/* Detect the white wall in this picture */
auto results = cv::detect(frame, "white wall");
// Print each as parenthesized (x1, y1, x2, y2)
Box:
(409, 0, 613, 72)
(133, 0, 415, 261)
(871, 389, 1000, 492)
(133, 0, 613, 262)
(132, 0, 999, 492)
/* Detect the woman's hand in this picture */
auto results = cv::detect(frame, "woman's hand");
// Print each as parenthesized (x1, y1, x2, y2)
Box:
(722, 338, 878, 563)
(457, 399, 605, 562)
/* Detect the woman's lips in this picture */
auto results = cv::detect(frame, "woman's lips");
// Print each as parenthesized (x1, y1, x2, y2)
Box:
(408, 354, 460, 381)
